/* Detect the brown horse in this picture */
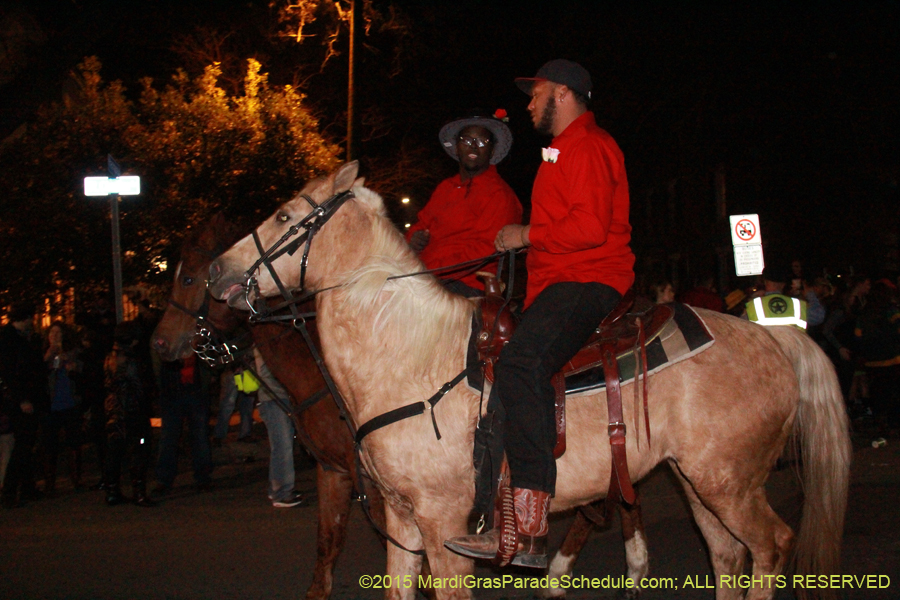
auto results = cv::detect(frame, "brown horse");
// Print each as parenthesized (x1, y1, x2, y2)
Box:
(209, 162, 851, 600)
(154, 212, 652, 599)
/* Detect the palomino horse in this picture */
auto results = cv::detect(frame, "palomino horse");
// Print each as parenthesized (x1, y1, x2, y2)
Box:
(208, 163, 850, 600)
(154, 212, 651, 599)
(151, 213, 383, 600)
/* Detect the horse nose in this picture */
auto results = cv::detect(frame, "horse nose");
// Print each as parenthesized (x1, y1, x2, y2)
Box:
(209, 260, 221, 283)
(152, 337, 168, 354)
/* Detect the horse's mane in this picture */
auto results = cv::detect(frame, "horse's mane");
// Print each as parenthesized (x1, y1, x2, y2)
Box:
(337, 185, 474, 376)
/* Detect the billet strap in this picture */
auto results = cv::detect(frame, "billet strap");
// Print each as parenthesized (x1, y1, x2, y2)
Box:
(631, 317, 651, 450)
(600, 344, 636, 507)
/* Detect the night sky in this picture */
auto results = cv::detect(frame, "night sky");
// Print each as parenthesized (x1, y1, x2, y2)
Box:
(3, 1, 898, 282)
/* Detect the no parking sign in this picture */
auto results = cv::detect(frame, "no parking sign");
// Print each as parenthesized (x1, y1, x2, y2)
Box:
(729, 214, 764, 276)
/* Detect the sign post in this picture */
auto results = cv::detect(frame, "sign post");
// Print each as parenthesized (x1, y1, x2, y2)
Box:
(84, 155, 141, 324)
(729, 214, 764, 277)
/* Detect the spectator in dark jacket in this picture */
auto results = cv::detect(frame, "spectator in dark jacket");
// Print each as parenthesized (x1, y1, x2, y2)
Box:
(103, 320, 156, 507)
(0, 302, 49, 508)
(42, 321, 85, 496)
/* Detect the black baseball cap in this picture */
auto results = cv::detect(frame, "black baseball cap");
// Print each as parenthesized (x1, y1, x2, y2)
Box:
(515, 59, 593, 100)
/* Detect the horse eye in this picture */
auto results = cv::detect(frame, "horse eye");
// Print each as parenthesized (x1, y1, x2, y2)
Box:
(277, 212, 290, 223)
(182, 276, 195, 286)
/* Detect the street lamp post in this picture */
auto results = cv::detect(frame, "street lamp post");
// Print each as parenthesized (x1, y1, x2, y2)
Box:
(83, 155, 141, 324)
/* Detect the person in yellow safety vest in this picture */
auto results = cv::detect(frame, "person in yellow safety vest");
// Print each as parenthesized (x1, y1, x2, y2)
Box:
(744, 266, 809, 330)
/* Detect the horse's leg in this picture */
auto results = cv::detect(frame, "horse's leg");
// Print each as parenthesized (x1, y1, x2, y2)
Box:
(702, 489, 793, 600)
(619, 495, 649, 599)
(669, 463, 747, 600)
(672, 461, 794, 600)
(305, 464, 354, 600)
(544, 499, 649, 600)
(383, 501, 426, 600)
(544, 510, 594, 599)
(414, 504, 475, 600)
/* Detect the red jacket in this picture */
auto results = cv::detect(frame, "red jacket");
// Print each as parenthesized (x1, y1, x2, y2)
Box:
(407, 166, 522, 290)
(526, 112, 635, 307)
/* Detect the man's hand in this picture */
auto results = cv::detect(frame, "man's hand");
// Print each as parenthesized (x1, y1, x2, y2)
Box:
(495, 225, 530, 252)
(409, 229, 430, 253)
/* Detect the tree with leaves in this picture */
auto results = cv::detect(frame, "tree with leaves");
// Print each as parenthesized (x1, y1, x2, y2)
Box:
(0, 56, 342, 314)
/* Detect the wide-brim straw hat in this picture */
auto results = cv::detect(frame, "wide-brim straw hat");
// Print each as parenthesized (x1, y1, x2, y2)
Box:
(725, 289, 747, 311)
(438, 109, 513, 165)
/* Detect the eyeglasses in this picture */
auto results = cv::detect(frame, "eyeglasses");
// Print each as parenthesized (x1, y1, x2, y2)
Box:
(457, 136, 492, 149)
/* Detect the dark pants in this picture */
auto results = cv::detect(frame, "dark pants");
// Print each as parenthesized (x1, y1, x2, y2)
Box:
(493, 282, 621, 494)
(105, 414, 152, 488)
(44, 407, 83, 464)
(2, 411, 40, 499)
(86, 399, 107, 475)
(155, 387, 212, 486)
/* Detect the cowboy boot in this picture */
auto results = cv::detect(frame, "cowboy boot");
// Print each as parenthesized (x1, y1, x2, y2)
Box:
(444, 485, 551, 569)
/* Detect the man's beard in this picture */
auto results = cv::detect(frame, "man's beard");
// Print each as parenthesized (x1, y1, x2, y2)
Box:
(536, 96, 556, 135)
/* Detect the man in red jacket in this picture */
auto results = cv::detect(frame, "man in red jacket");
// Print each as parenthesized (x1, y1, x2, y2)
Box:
(406, 109, 522, 297)
(446, 60, 635, 567)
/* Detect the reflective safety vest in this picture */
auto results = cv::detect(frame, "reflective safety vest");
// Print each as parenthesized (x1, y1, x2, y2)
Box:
(745, 294, 808, 329)
(234, 369, 260, 393)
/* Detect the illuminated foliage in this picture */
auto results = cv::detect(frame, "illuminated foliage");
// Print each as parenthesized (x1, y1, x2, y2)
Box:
(0, 56, 341, 310)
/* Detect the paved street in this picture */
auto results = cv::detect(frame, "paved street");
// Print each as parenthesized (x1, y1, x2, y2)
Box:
(1, 419, 898, 600)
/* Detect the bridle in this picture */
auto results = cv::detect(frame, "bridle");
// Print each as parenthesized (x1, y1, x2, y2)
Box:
(241, 189, 355, 321)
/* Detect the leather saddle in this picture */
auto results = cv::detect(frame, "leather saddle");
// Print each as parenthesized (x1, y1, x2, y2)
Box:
(475, 274, 674, 506)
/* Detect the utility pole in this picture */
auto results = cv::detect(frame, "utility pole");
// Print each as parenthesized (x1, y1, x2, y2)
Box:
(347, 0, 361, 161)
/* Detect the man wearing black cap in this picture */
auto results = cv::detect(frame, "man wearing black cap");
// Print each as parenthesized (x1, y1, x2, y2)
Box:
(445, 60, 635, 567)
(406, 109, 522, 297)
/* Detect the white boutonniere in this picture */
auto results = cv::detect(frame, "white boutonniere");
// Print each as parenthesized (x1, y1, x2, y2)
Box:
(542, 147, 560, 163)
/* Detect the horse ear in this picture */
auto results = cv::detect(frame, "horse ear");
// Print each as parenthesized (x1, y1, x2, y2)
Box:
(333, 161, 360, 192)
(353, 177, 365, 188)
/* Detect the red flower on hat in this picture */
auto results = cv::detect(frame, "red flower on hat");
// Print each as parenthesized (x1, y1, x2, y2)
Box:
(494, 108, 508, 122)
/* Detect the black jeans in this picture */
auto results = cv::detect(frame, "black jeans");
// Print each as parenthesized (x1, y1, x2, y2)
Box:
(493, 281, 621, 493)
(105, 414, 153, 488)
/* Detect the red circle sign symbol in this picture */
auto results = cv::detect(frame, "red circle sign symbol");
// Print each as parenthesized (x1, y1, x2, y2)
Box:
(735, 219, 756, 242)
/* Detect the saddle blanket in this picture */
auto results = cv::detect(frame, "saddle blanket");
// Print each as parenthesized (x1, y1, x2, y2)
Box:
(466, 303, 715, 397)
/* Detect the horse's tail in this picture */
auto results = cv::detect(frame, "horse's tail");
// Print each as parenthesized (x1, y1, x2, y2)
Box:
(769, 326, 851, 598)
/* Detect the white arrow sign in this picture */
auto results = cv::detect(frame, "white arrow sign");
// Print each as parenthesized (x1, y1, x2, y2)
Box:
(84, 176, 141, 196)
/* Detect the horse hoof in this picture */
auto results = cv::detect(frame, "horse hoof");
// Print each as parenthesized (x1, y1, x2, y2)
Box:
(621, 586, 641, 600)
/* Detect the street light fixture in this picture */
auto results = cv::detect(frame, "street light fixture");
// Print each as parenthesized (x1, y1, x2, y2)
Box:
(83, 155, 140, 324)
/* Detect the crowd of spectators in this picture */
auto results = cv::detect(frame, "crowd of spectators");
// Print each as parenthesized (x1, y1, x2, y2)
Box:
(641, 259, 900, 443)
(0, 297, 298, 509)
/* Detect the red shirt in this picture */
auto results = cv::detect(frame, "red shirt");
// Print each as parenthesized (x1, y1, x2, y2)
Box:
(407, 166, 522, 289)
(526, 112, 635, 307)
(680, 287, 724, 312)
